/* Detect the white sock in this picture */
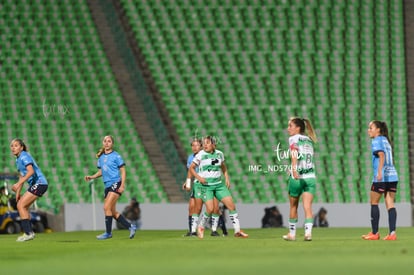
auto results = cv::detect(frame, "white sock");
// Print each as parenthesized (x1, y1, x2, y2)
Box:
(191, 215, 199, 233)
(211, 215, 219, 232)
(229, 212, 241, 233)
(289, 222, 297, 236)
(199, 212, 210, 228)
(305, 223, 313, 236)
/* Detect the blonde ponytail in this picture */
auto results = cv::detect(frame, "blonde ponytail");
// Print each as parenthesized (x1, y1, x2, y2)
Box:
(303, 118, 317, 143)
(96, 147, 105, 158)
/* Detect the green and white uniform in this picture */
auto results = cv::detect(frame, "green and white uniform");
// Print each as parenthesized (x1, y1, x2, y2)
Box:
(288, 134, 316, 197)
(192, 149, 231, 202)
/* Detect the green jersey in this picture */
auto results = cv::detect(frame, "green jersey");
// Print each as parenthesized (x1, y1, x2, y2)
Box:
(192, 149, 224, 185)
(289, 134, 315, 179)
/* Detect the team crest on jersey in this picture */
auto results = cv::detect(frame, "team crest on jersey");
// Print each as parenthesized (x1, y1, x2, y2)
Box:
(208, 158, 220, 172)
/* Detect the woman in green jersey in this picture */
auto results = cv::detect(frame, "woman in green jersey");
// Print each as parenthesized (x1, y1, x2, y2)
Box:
(283, 117, 317, 241)
(190, 136, 248, 239)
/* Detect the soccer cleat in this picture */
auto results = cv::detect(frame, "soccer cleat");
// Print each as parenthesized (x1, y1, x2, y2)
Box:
(304, 234, 312, 241)
(283, 233, 296, 241)
(362, 232, 379, 240)
(129, 224, 137, 239)
(211, 231, 220, 237)
(96, 232, 113, 240)
(383, 234, 397, 241)
(16, 232, 35, 242)
(234, 230, 249, 238)
(197, 226, 204, 239)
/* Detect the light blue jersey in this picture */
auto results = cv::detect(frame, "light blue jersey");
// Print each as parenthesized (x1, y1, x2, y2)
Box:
(187, 154, 194, 168)
(97, 151, 125, 188)
(187, 154, 199, 172)
(372, 136, 398, 182)
(16, 151, 48, 186)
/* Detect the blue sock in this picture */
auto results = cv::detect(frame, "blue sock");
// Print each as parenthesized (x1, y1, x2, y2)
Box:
(188, 215, 192, 232)
(371, 205, 379, 234)
(21, 219, 32, 234)
(105, 216, 113, 234)
(388, 207, 397, 233)
(116, 215, 131, 229)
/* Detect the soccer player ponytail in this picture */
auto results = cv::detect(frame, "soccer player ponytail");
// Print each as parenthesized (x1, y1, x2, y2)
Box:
(290, 117, 317, 143)
(380, 121, 391, 144)
(96, 147, 105, 158)
(303, 118, 317, 143)
(371, 120, 392, 144)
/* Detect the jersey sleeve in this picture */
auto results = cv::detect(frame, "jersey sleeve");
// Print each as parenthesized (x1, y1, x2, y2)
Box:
(21, 153, 34, 167)
(192, 152, 201, 166)
(372, 137, 384, 155)
(97, 157, 101, 169)
(219, 151, 225, 162)
(116, 153, 125, 168)
(288, 136, 299, 151)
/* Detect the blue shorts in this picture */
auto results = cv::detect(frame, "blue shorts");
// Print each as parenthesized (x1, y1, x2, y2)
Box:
(371, 181, 398, 194)
(104, 181, 122, 198)
(28, 184, 48, 197)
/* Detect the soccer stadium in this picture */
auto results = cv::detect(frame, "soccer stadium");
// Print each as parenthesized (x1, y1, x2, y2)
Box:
(1, 0, 413, 274)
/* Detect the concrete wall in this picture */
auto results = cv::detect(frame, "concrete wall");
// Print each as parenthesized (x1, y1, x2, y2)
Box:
(63, 202, 412, 232)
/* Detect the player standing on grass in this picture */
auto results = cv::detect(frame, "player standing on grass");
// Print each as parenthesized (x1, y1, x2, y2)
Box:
(362, 121, 398, 241)
(10, 138, 48, 242)
(283, 117, 317, 241)
(190, 136, 248, 239)
(85, 135, 136, 240)
(182, 138, 203, 236)
(183, 138, 224, 237)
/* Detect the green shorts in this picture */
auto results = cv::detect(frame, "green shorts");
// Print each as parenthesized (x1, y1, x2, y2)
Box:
(288, 177, 316, 197)
(193, 181, 204, 200)
(198, 183, 231, 202)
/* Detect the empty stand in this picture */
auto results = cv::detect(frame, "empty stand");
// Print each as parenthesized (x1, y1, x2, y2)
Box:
(1, 0, 408, 207)
(0, 0, 167, 213)
(120, 0, 409, 203)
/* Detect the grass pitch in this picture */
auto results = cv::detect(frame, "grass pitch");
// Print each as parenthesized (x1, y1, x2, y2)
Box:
(1, 227, 412, 275)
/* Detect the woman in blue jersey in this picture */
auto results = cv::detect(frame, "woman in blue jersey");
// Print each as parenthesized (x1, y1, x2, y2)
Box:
(10, 138, 48, 242)
(362, 121, 398, 241)
(190, 136, 248, 239)
(85, 135, 137, 240)
(283, 117, 317, 241)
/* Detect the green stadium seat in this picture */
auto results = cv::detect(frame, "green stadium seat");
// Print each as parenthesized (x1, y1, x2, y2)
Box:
(105, 0, 412, 204)
(0, 0, 171, 212)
